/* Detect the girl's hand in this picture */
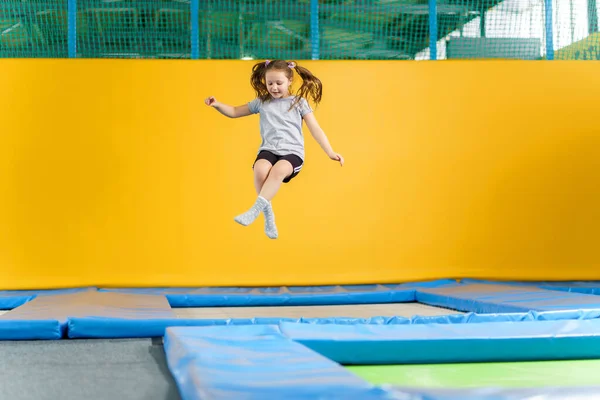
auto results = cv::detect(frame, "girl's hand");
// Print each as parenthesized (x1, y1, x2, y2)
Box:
(205, 96, 218, 107)
(329, 152, 344, 166)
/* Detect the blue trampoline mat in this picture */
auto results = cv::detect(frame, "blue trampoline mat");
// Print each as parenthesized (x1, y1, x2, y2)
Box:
(280, 319, 600, 364)
(0, 291, 175, 339)
(2, 280, 600, 398)
(164, 325, 390, 400)
(98, 279, 457, 307)
(0, 287, 97, 310)
(0, 319, 63, 340)
(462, 278, 600, 295)
(164, 323, 600, 400)
(58, 308, 600, 339)
(416, 282, 600, 314)
(2, 279, 600, 339)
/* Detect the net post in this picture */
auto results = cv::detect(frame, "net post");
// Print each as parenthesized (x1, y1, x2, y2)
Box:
(545, 0, 554, 60)
(428, 0, 437, 60)
(191, 0, 200, 59)
(67, 0, 76, 58)
(310, 0, 319, 60)
(590, 0, 599, 34)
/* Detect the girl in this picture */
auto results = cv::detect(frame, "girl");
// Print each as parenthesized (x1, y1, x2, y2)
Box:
(205, 59, 344, 239)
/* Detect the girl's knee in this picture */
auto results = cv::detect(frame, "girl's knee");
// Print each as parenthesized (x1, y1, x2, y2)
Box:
(272, 160, 293, 180)
(254, 159, 272, 178)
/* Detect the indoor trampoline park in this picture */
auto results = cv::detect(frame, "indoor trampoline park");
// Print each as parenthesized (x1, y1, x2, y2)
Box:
(4, 281, 600, 399)
(1, 0, 600, 399)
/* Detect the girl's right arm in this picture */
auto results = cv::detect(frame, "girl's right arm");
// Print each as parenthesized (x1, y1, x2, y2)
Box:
(205, 96, 252, 118)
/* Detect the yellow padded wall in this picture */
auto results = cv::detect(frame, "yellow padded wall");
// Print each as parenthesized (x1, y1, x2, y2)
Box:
(0, 59, 598, 289)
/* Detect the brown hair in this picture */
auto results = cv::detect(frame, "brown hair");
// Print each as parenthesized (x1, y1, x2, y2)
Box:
(250, 59, 323, 110)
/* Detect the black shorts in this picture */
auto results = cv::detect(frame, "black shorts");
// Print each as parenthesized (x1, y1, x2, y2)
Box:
(253, 150, 304, 183)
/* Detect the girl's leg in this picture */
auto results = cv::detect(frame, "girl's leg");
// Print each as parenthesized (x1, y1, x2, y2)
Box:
(253, 159, 272, 194)
(259, 160, 293, 239)
(234, 159, 273, 227)
(234, 159, 291, 239)
(258, 160, 293, 201)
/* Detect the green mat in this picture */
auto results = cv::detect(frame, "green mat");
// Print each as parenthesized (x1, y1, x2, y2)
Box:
(347, 359, 600, 388)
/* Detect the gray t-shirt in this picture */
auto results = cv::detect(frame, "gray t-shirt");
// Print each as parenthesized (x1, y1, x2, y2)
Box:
(248, 96, 313, 161)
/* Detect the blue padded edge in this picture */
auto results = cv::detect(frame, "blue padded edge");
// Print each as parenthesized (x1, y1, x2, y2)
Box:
(68, 317, 416, 338)
(67, 308, 600, 339)
(0, 296, 34, 310)
(387, 386, 600, 400)
(68, 318, 181, 338)
(64, 313, 532, 339)
(416, 283, 600, 313)
(0, 320, 63, 340)
(163, 325, 392, 400)
(280, 319, 600, 364)
(463, 278, 600, 295)
(416, 287, 533, 313)
(99, 279, 456, 307)
(4, 291, 174, 339)
(0, 287, 97, 310)
(163, 323, 600, 400)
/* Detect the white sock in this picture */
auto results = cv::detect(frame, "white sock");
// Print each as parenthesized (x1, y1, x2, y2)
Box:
(263, 201, 278, 239)
(234, 196, 269, 226)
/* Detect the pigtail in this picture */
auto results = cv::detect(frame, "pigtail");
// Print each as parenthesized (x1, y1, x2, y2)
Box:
(250, 61, 271, 102)
(249, 59, 323, 110)
(291, 63, 323, 109)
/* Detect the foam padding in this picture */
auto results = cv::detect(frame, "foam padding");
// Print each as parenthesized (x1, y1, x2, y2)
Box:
(99, 280, 456, 307)
(0, 294, 34, 310)
(68, 318, 180, 338)
(463, 278, 600, 295)
(0, 320, 63, 340)
(280, 319, 600, 364)
(163, 322, 600, 400)
(417, 283, 600, 313)
(0, 287, 96, 310)
(65, 309, 600, 339)
(60, 312, 544, 339)
(0, 291, 175, 338)
(66, 292, 176, 338)
(163, 325, 391, 400)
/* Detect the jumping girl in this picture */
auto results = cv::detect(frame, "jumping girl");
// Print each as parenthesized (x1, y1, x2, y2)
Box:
(205, 59, 344, 239)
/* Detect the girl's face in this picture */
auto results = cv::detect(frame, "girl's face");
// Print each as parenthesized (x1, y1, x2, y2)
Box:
(265, 70, 291, 99)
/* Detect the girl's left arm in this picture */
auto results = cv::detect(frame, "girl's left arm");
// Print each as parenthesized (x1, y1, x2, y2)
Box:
(303, 113, 344, 166)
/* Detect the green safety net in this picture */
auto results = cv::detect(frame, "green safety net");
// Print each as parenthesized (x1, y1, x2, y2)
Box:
(0, 0, 598, 60)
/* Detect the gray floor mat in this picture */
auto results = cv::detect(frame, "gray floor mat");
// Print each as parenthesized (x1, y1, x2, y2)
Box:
(0, 338, 180, 400)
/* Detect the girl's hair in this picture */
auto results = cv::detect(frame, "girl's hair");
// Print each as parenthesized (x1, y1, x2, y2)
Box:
(250, 59, 323, 110)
